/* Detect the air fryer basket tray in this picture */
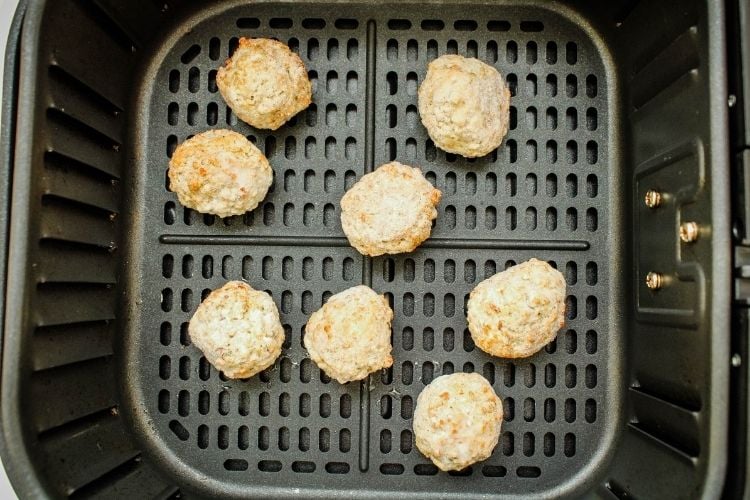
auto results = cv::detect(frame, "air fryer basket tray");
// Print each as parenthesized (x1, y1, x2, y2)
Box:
(1, 1, 732, 499)
(123, 3, 619, 497)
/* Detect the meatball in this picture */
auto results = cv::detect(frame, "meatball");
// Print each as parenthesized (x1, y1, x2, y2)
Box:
(168, 129, 273, 217)
(304, 285, 394, 383)
(413, 373, 503, 471)
(467, 258, 566, 358)
(217, 37, 312, 130)
(340, 162, 442, 256)
(418, 55, 511, 158)
(189, 281, 284, 379)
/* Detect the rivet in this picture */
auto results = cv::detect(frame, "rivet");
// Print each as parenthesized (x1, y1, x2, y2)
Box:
(645, 272, 663, 290)
(680, 221, 699, 243)
(644, 190, 661, 208)
(732, 354, 742, 367)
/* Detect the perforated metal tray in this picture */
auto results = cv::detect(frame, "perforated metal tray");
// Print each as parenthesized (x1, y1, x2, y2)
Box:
(119, 2, 621, 498)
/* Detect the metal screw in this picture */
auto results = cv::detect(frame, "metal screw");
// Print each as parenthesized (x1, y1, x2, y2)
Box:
(644, 190, 662, 208)
(732, 354, 742, 367)
(645, 272, 664, 290)
(680, 221, 699, 243)
(729, 94, 737, 108)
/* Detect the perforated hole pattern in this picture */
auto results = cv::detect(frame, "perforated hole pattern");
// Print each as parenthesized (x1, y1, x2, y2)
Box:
(134, 3, 612, 497)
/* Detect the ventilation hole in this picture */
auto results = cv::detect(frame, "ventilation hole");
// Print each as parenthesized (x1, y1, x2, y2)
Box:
(482, 206, 497, 230)
(269, 17, 292, 29)
(403, 293, 415, 316)
(537, 433, 553, 459)
(586, 399, 597, 422)
(319, 393, 332, 418)
(566, 75, 578, 99)
(188, 67, 200, 92)
(168, 70, 180, 92)
(424, 259, 435, 283)
(385, 104, 397, 128)
(197, 425, 208, 448)
(195, 357, 209, 380)
(467, 39, 478, 58)
(324, 137, 337, 160)
(228, 37, 239, 56)
(565, 433, 576, 456)
(385, 138, 397, 161)
(464, 260, 476, 283)
(526, 41, 538, 64)
(586, 74, 598, 97)
(587, 107, 598, 130)
(416, 327, 432, 351)
(506, 41, 518, 63)
(345, 138, 357, 160)
(257, 426, 270, 450)
(277, 426, 290, 451)
(300, 359, 312, 383)
(587, 141, 598, 164)
(300, 18, 325, 30)
(387, 39, 398, 60)
(177, 391, 190, 417)
(158, 390, 170, 413)
(580, 207, 596, 233)
(305, 103, 318, 127)
(178, 356, 191, 380)
(545, 208, 557, 230)
(315, 428, 329, 451)
(542, 364, 555, 388)
(169, 420, 189, 441)
(380, 429, 392, 453)
(479, 261, 495, 280)
(236, 16, 260, 28)
(386, 72, 398, 94)
(258, 460, 282, 473)
(543, 398, 556, 422)
(517, 466, 541, 478)
(517, 19, 543, 31)
(181, 44, 201, 64)
(587, 295, 598, 319)
(445, 205, 456, 229)
(326, 70, 338, 93)
(509, 107, 518, 130)
(406, 39, 418, 61)
(506, 207, 517, 230)
(404, 259, 416, 283)
(420, 19, 444, 30)
(422, 293, 435, 317)
(325, 462, 349, 474)
(450, 19, 476, 30)
(465, 206, 477, 229)
(166, 135, 178, 159)
(425, 139, 437, 162)
(258, 392, 271, 417)
(286, 460, 315, 475)
(388, 19, 411, 30)
(486, 19, 510, 31)
(380, 464, 404, 475)
(482, 39, 499, 64)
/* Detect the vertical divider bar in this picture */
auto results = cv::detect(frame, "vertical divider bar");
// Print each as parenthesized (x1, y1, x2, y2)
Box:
(358, 18, 377, 473)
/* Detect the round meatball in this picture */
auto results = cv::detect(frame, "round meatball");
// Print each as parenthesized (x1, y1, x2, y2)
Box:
(189, 281, 284, 379)
(304, 285, 393, 383)
(340, 162, 442, 256)
(414, 373, 503, 471)
(467, 258, 566, 358)
(168, 129, 273, 217)
(217, 37, 312, 130)
(418, 55, 511, 158)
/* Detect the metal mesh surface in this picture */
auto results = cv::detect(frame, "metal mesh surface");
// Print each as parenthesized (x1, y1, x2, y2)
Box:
(128, 2, 616, 497)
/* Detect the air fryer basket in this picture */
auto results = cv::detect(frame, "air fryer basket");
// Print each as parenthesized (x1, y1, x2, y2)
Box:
(0, 0, 732, 499)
